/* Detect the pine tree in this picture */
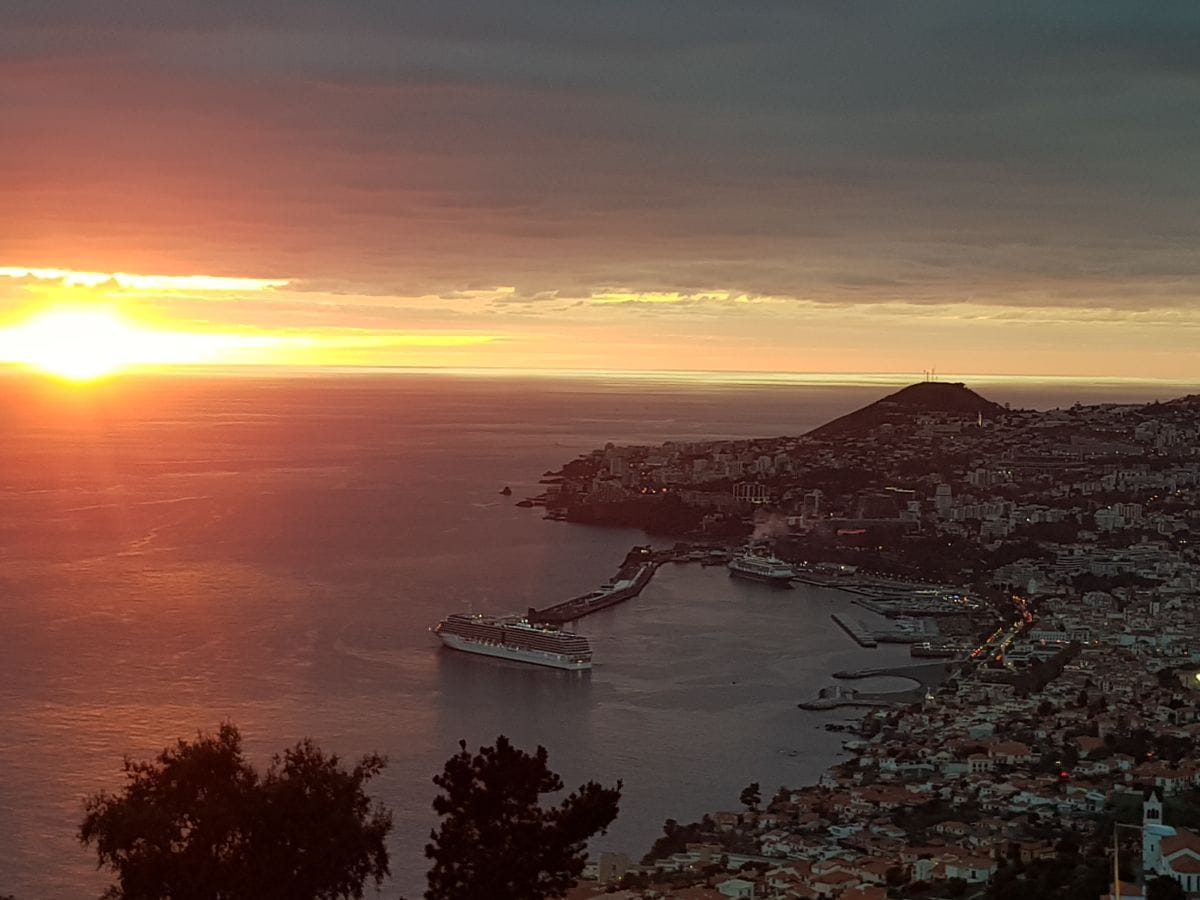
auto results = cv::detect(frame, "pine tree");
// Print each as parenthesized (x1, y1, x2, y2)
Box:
(739, 781, 762, 812)
(80, 723, 392, 900)
(423, 736, 621, 900)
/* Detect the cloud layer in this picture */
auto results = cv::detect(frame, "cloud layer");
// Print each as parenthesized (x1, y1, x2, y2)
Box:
(3, 2, 1199, 375)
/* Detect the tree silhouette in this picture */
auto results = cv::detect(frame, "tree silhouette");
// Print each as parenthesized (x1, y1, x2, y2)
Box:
(1147, 876, 1187, 900)
(423, 736, 621, 900)
(739, 782, 761, 812)
(79, 723, 392, 900)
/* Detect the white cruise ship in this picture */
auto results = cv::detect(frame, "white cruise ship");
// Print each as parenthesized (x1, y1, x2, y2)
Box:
(727, 552, 795, 585)
(433, 613, 592, 670)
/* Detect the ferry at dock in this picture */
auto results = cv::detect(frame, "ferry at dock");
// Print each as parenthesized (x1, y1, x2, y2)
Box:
(727, 552, 795, 585)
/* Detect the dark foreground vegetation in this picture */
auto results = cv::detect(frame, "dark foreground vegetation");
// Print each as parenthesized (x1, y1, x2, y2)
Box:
(62, 724, 621, 900)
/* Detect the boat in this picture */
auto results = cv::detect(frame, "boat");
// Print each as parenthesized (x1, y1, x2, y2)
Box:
(432, 613, 592, 670)
(728, 552, 795, 585)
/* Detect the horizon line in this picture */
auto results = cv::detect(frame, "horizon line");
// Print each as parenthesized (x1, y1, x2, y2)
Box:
(2, 361, 1199, 388)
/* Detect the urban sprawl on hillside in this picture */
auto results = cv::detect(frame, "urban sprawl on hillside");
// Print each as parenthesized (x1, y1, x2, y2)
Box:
(534, 383, 1200, 900)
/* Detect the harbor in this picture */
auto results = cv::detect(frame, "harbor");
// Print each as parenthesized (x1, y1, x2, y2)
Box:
(441, 539, 970, 675)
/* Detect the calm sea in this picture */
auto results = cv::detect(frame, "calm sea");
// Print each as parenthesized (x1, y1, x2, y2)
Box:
(0, 371, 1193, 898)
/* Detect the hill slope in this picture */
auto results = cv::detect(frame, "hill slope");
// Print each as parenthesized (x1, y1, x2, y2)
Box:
(807, 382, 1005, 439)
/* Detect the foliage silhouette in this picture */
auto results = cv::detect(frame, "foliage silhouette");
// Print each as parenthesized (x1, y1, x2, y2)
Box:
(1147, 876, 1187, 900)
(739, 782, 761, 812)
(79, 723, 392, 900)
(422, 735, 621, 900)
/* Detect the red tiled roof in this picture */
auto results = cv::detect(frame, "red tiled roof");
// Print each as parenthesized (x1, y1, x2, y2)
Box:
(815, 871, 860, 885)
(1167, 856, 1200, 875)
(1162, 830, 1200, 857)
(842, 887, 888, 900)
(988, 741, 1031, 756)
(858, 860, 895, 876)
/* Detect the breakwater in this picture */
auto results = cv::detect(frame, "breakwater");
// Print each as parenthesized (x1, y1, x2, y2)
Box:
(530, 546, 664, 624)
(830, 613, 878, 647)
(797, 685, 905, 710)
(831, 661, 957, 688)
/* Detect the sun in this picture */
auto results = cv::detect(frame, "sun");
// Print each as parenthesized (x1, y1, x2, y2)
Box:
(0, 306, 168, 380)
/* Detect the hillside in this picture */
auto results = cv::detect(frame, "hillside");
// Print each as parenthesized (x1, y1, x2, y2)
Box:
(807, 381, 1006, 439)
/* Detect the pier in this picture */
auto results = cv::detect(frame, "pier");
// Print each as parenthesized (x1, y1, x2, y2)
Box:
(790, 574, 871, 595)
(830, 613, 877, 647)
(851, 595, 975, 617)
(530, 546, 664, 624)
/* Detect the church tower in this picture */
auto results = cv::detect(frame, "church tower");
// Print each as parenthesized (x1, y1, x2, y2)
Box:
(1144, 789, 1165, 874)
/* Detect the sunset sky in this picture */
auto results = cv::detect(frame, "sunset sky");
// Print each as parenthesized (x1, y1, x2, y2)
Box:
(3, 2, 1199, 378)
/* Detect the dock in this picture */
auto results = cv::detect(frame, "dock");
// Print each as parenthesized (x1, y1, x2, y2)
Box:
(529, 546, 663, 624)
(830, 613, 877, 647)
(851, 596, 974, 617)
(791, 574, 870, 595)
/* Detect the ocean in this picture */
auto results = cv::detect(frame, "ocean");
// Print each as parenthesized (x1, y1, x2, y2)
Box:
(0, 371, 1194, 898)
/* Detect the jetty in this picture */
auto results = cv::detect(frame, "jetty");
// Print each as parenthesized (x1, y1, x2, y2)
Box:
(830, 613, 877, 647)
(831, 661, 957, 687)
(529, 546, 663, 624)
(797, 685, 903, 711)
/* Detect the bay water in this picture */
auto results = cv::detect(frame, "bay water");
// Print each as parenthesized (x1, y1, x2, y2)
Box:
(0, 371, 1192, 898)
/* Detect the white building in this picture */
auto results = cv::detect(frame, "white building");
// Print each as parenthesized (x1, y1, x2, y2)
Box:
(1143, 790, 1200, 894)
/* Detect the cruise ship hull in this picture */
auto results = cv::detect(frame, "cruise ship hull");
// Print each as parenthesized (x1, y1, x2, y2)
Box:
(436, 632, 592, 671)
(729, 568, 794, 586)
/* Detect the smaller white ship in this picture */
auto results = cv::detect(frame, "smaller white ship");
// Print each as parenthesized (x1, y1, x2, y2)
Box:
(728, 552, 795, 585)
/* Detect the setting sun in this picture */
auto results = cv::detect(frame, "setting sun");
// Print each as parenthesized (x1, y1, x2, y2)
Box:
(0, 305, 261, 380)
(0, 307, 157, 379)
(0, 297, 501, 379)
